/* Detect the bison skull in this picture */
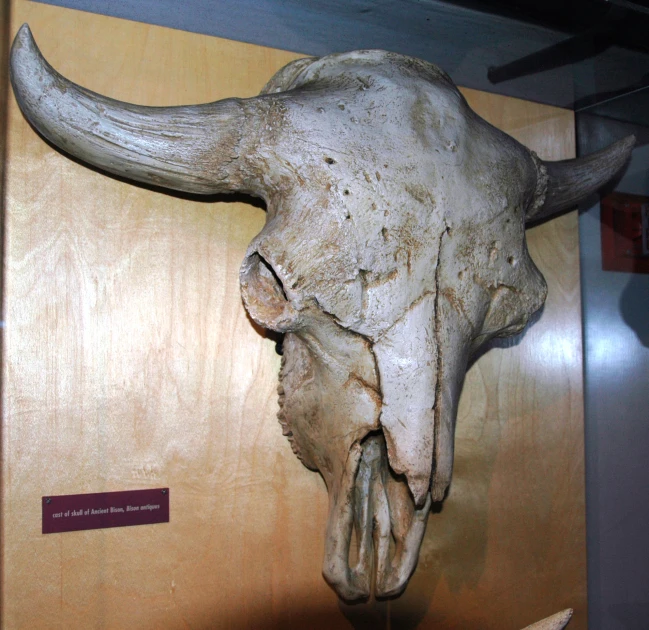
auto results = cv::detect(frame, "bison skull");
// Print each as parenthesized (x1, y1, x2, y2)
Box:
(10, 24, 633, 600)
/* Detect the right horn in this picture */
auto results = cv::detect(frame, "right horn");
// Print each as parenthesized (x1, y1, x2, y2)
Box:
(527, 135, 635, 224)
(10, 24, 266, 196)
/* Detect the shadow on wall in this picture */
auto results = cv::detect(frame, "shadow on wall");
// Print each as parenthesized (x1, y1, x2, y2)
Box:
(222, 600, 431, 630)
(620, 274, 649, 348)
(341, 596, 429, 630)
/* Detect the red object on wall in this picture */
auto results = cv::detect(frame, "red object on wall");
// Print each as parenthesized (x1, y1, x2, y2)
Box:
(601, 192, 649, 273)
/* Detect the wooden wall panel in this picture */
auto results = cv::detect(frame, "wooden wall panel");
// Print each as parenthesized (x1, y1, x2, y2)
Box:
(2, 2, 585, 628)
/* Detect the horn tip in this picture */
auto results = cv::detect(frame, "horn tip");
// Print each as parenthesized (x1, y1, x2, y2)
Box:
(605, 134, 635, 177)
(618, 134, 636, 158)
(11, 26, 31, 101)
(11, 23, 39, 73)
(13, 23, 35, 51)
(522, 608, 573, 630)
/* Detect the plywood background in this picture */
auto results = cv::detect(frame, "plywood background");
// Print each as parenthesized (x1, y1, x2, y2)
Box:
(1, 2, 586, 628)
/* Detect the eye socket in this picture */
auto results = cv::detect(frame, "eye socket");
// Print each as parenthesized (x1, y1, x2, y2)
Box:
(240, 252, 300, 332)
(257, 253, 287, 299)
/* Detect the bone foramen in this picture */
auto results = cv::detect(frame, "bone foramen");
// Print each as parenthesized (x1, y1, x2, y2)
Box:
(10, 24, 633, 602)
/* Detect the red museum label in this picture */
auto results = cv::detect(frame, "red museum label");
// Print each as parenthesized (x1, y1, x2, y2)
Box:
(42, 488, 169, 534)
(601, 191, 649, 274)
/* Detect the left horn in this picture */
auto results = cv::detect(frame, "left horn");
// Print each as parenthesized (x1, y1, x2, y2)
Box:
(10, 24, 263, 195)
(527, 135, 635, 224)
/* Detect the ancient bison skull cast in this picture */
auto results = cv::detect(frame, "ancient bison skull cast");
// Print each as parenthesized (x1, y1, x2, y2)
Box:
(11, 24, 633, 601)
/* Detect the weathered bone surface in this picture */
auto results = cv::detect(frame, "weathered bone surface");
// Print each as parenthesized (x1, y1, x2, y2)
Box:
(10, 24, 634, 601)
(522, 609, 573, 630)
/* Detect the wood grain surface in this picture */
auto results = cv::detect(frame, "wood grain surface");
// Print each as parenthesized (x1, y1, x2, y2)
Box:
(1, 2, 585, 628)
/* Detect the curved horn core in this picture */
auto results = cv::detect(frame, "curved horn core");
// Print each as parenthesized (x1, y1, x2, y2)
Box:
(10, 24, 257, 195)
(528, 135, 635, 223)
